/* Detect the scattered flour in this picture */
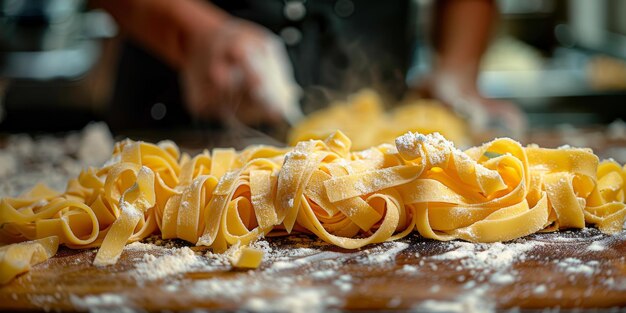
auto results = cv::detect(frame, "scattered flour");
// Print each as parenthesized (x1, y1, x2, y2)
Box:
(534, 228, 604, 243)
(414, 285, 493, 313)
(71, 293, 126, 307)
(249, 238, 274, 256)
(132, 247, 207, 281)
(533, 284, 547, 294)
(244, 289, 338, 313)
(191, 273, 338, 313)
(603, 277, 626, 291)
(420, 240, 542, 310)
(271, 260, 299, 271)
(124, 242, 161, 252)
(120, 201, 141, 219)
(432, 241, 540, 271)
(489, 272, 516, 285)
(401, 264, 419, 273)
(0, 122, 114, 197)
(555, 258, 597, 276)
(395, 132, 456, 166)
(268, 250, 344, 271)
(333, 274, 352, 292)
(310, 269, 336, 280)
(360, 241, 409, 265)
(70, 293, 130, 311)
(587, 241, 606, 252)
(28, 294, 62, 311)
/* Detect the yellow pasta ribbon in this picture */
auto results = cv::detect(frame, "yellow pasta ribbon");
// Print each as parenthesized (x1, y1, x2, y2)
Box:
(0, 236, 59, 284)
(1, 130, 626, 284)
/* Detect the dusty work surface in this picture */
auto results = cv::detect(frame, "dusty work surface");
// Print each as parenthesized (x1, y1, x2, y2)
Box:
(1, 229, 625, 312)
(2, 124, 626, 312)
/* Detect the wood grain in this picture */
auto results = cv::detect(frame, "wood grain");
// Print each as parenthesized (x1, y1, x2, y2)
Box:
(1, 228, 625, 312)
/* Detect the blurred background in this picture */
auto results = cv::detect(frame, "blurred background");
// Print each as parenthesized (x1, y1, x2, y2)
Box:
(0, 0, 625, 150)
(416, 0, 626, 127)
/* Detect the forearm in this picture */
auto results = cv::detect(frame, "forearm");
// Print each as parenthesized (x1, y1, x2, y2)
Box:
(94, 0, 228, 69)
(434, 0, 496, 81)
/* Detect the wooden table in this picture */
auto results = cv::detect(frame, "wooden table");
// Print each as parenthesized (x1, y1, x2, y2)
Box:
(1, 228, 625, 312)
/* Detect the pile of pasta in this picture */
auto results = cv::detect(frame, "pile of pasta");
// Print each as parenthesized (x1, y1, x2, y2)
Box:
(2, 130, 626, 284)
(288, 89, 469, 150)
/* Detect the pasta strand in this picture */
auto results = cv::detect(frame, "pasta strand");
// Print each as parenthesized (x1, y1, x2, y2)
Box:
(1, 131, 625, 283)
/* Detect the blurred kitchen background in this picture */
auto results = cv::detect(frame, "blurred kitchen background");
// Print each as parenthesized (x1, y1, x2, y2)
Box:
(1, 0, 626, 150)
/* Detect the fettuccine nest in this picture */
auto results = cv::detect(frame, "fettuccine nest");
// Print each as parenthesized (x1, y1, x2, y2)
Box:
(1, 130, 625, 284)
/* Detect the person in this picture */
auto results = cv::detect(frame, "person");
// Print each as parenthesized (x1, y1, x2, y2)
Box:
(95, 0, 524, 138)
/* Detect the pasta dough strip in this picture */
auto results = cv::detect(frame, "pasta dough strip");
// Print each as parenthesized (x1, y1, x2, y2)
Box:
(2, 130, 626, 284)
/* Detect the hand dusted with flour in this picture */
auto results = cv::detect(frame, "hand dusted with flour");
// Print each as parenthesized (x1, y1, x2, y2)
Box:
(1, 131, 625, 283)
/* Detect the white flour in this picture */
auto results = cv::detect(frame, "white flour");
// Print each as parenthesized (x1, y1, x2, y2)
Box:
(414, 285, 493, 313)
(401, 264, 419, 273)
(395, 131, 457, 166)
(333, 274, 352, 292)
(70, 293, 137, 313)
(431, 241, 541, 271)
(267, 250, 344, 272)
(489, 272, 516, 285)
(422, 239, 543, 310)
(190, 272, 335, 313)
(533, 284, 547, 294)
(124, 242, 161, 252)
(244, 289, 339, 313)
(0, 122, 114, 198)
(310, 269, 336, 279)
(185, 238, 351, 313)
(132, 247, 215, 282)
(70, 293, 126, 308)
(603, 277, 626, 291)
(358, 241, 409, 265)
(555, 258, 597, 276)
(587, 241, 606, 251)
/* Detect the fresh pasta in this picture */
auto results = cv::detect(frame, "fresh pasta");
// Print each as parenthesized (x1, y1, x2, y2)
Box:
(1, 131, 625, 284)
(288, 89, 469, 150)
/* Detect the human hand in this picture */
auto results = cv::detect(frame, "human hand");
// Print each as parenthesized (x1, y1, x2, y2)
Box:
(181, 18, 300, 125)
(415, 71, 527, 140)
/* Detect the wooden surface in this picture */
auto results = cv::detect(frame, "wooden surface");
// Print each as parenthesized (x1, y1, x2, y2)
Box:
(1, 228, 625, 312)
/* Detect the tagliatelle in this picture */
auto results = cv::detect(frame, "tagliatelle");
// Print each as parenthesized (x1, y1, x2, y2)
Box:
(0, 236, 59, 284)
(1, 131, 626, 283)
(288, 89, 470, 150)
